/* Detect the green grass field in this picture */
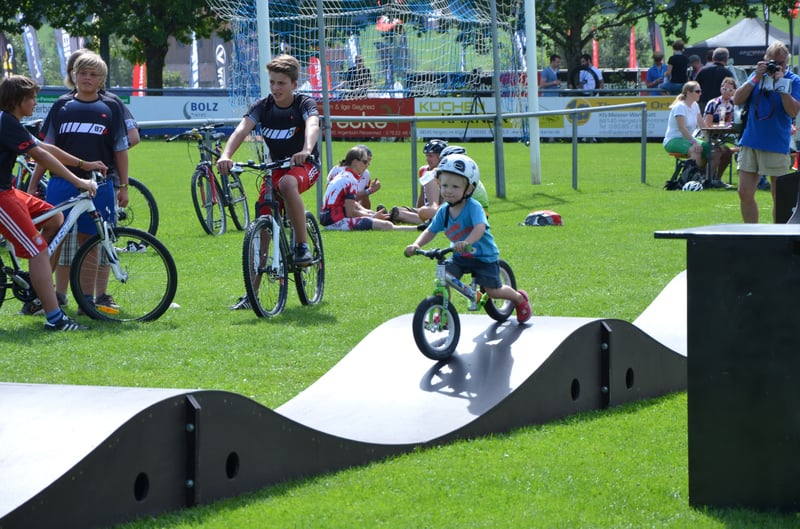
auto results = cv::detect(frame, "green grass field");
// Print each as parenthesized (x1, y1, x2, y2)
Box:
(2, 139, 796, 528)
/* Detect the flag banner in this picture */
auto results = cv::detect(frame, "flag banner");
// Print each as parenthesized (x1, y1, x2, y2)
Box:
(133, 63, 146, 96)
(629, 26, 638, 69)
(213, 34, 227, 89)
(22, 25, 44, 84)
(190, 31, 199, 88)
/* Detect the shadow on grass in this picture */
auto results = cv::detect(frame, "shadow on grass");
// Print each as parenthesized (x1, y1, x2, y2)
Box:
(229, 303, 339, 328)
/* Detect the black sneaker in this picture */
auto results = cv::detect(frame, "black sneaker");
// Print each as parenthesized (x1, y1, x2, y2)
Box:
(44, 315, 89, 332)
(18, 299, 44, 316)
(56, 292, 68, 307)
(294, 245, 313, 266)
(417, 220, 431, 232)
(230, 295, 251, 310)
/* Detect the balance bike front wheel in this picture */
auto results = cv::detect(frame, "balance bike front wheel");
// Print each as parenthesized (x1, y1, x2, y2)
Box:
(412, 295, 460, 361)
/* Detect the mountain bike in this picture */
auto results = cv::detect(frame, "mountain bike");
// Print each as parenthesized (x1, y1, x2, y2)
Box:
(166, 122, 249, 235)
(0, 172, 178, 322)
(409, 247, 517, 360)
(13, 153, 160, 237)
(233, 158, 324, 317)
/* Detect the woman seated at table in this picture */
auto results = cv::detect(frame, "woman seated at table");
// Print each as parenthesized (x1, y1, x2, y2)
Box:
(702, 76, 737, 187)
(663, 81, 710, 181)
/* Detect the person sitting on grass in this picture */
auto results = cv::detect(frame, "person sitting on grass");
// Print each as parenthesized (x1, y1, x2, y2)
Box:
(320, 146, 414, 231)
(404, 153, 531, 323)
(0, 75, 101, 331)
(325, 144, 380, 209)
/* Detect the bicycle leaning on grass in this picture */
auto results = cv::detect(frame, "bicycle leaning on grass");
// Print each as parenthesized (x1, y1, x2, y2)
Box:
(232, 158, 324, 317)
(166, 122, 249, 235)
(408, 247, 517, 360)
(0, 172, 178, 322)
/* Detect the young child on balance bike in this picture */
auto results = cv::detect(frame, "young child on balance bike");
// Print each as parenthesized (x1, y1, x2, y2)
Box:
(404, 153, 531, 323)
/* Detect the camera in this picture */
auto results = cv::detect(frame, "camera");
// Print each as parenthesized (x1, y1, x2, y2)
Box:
(766, 60, 781, 74)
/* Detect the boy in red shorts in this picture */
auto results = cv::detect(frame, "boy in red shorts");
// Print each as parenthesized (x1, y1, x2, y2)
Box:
(216, 54, 321, 310)
(0, 75, 101, 330)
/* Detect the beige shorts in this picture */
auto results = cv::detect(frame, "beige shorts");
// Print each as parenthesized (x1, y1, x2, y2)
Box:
(737, 146, 791, 177)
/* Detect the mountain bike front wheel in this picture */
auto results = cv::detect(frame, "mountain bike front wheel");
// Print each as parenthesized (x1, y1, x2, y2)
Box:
(412, 295, 460, 361)
(70, 227, 178, 322)
(242, 216, 288, 317)
(191, 169, 226, 235)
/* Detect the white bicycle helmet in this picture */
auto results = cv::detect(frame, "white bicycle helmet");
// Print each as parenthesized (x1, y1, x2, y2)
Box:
(682, 180, 703, 192)
(436, 153, 480, 187)
(439, 145, 466, 158)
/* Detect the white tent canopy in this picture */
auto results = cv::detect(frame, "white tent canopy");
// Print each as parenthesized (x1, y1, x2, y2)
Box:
(691, 18, 799, 59)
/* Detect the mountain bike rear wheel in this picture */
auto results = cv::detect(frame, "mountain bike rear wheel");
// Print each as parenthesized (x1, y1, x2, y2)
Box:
(242, 216, 288, 317)
(294, 211, 325, 305)
(117, 177, 159, 236)
(226, 172, 250, 231)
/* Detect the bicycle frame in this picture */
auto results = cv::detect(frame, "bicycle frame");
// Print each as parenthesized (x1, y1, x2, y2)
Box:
(426, 249, 487, 318)
(6, 178, 126, 285)
(236, 161, 292, 274)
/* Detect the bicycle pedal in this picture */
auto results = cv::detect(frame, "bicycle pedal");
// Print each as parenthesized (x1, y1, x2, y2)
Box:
(96, 304, 120, 315)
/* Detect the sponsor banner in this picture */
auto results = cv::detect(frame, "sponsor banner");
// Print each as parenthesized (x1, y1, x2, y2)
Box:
(56, 94, 673, 138)
(415, 97, 522, 140)
(536, 96, 674, 138)
(321, 99, 413, 139)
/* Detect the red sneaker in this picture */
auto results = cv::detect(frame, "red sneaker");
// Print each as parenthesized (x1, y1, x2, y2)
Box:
(516, 289, 532, 323)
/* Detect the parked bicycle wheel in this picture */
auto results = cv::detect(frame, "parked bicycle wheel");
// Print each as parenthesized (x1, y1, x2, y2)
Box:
(242, 216, 288, 317)
(483, 259, 517, 322)
(70, 227, 178, 322)
(412, 295, 461, 361)
(225, 172, 250, 231)
(191, 168, 226, 235)
(117, 177, 159, 236)
(293, 211, 325, 305)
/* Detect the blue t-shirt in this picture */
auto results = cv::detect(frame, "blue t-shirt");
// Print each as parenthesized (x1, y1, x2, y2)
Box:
(739, 70, 800, 154)
(428, 198, 499, 263)
(541, 67, 559, 96)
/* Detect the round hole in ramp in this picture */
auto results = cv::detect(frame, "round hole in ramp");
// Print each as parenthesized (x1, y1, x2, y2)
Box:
(133, 472, 149, 501)
(625, 368, 634, 389)
(226, 452, 240, 479)
(570, 378, 580, 401)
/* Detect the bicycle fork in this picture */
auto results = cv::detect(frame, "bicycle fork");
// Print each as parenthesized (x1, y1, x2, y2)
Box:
(92, 212, 128, 283)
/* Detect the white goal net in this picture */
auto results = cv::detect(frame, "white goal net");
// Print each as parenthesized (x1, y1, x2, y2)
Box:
(208, 0, 526, 107)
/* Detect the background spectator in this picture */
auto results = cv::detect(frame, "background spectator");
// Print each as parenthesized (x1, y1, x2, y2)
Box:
(660, 40, 690, 95)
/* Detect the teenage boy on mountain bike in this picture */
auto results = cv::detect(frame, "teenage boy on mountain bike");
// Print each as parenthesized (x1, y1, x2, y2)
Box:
(216, 54, 321, 310)
(403, 153, 531, 323)
(0, 75, 101, 330)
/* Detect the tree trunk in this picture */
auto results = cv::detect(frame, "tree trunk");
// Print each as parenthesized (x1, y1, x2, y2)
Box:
(144, 44, 169, 92)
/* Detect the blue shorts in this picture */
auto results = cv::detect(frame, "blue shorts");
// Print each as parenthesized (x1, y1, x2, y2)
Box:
(446, 255, 501, 289)
(46, 177, 115, 235)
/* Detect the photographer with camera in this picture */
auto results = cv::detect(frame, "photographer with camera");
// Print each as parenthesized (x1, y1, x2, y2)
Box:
(732, 42, 800, 223)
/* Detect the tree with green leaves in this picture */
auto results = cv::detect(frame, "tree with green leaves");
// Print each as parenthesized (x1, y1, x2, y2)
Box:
(4, 0, 228, 90)
(536, 0, 790, 70)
